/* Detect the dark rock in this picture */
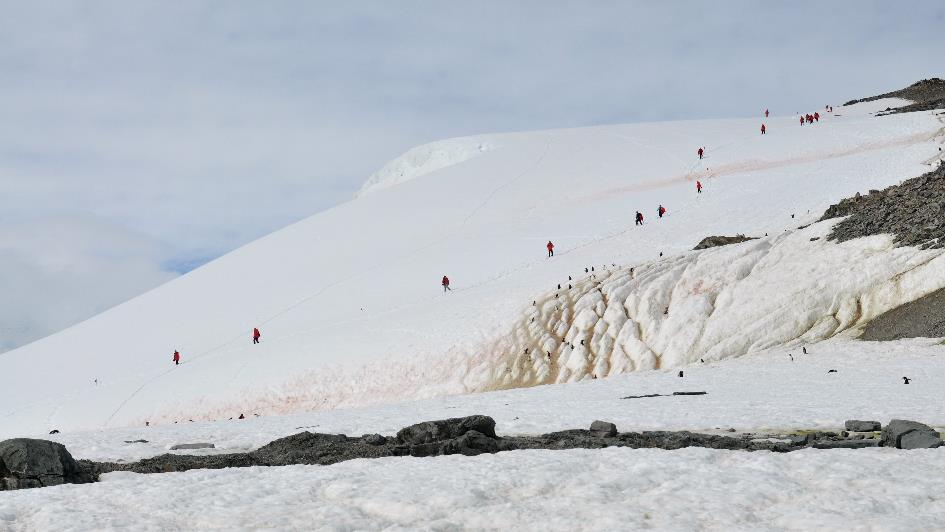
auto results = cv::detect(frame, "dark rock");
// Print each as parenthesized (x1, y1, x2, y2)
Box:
(860, 286, 945, 341)
(812, 440, 879, 449)
(169, 443, 215, 451)
(672, 391, 707, 396)
(396, 415, 497, 445)
(822, 162, 945, 252)
(693, 234, 757, 250)
(363, 434, 387, 446)
(124, 440, 149, 444)
(844, 420, 881, 432)
(843, 78, 945, 114)
(589, 420, 618, 437)
(881, 419, 943, 449)
(0, 439, 94, 491)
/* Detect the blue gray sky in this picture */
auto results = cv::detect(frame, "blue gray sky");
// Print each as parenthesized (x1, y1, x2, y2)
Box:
(2, 0, 944, 351)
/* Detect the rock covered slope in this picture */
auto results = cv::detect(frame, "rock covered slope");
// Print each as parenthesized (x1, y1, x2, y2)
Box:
(844, 78, 945, 115)
(1, 89, 943, 437)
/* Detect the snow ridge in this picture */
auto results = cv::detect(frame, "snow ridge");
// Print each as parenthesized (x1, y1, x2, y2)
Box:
(356, 136, 496, 197)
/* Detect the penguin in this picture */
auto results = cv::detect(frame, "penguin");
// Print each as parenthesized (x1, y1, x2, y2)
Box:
(827, 369, 837, 374)
(677, 371, 684, 377)
(568, 276, 572, 281)
(802, 347, 808, 354)
(558, 284, 561, 289)
(568, 284, 572, 289)
(903, 376, 911, 384)
(789, 354, 794, 361)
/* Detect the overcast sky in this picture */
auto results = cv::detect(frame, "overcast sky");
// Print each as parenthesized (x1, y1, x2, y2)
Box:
(1, 0, 943, 351)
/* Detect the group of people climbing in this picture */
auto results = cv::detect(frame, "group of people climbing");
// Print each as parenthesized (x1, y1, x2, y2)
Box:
(800, 111, 820, 125)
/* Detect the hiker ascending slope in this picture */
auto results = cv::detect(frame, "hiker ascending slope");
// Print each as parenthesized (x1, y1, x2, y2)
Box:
(696, 180, 703, 194)
(253, 327, 261, 344)
(546, 241, 554, 257)
(814, 111, 820, 122)
(442, 275, 451, 292)
(658, 205, 666, 218)
(635, 211, 644, 226)
(764, 108, 769, 118)
(800, 116, 804, 126)
(697, 147, 704, 160)
(760, 123, 766, 135)
(172, 350, 180, 366)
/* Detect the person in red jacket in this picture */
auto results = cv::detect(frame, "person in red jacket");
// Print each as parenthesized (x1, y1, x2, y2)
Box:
(253, 328, 261, 344)
(442, 275, 451, 292)
(814, 112, 820, 122)
(765, 109, 769, 118)
(800, 116, 804, 126)
(635, 211, 644, 226)
(658, 205, 666, 218)
(760, 123, 766, 135)
(172, 350, 180, 365)
(546, 241, 554, 257)
(697, 147, 704, 159)
(696, 180, 703, 194)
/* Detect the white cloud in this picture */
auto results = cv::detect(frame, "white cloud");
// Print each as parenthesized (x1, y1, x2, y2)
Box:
(0, 216, 175, 351)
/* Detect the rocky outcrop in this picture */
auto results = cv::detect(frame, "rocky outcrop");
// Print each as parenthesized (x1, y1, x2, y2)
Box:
(8, 415, 940, 491)
(881, 420, 943, 449)
(843, 78, 945, 114)
(845, 420, 881, 432)
(0, 438, 95, 490)
(692, 234, 757, 250)
(821, 162, 945, 249)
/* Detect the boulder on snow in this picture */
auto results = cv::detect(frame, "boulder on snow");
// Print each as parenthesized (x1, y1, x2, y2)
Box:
(169, 442, 215, 451)
(589, 420, 618, 437)
(0, 438, 94, 491)
(396, 415, 497, 445)
(692, 234, 757, 250)
(844, 420, 881, 432)
(880, 420, 943, 449)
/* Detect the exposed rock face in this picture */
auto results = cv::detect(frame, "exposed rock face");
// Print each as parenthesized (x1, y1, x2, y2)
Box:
(860, 287, 945, 341)
(844, 420, 881, 432)
(0, 439, 94, 490)
(395, 415, 497, 445)
(693, 234, 757, 250)
(843, 78, 945, 114)
(821, 162, 945, 249)
(881, 420, 943, 449)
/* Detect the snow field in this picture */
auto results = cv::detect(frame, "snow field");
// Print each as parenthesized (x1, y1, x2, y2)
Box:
(2, 99, 943, 437)
(2, 446, 944, 531)
(33, 338, 945, 464)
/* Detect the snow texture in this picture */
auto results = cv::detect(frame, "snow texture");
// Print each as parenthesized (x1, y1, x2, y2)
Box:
(27, 338, 945, 464)
(2, 446, 944, 531)
(2, 99, 944, 437)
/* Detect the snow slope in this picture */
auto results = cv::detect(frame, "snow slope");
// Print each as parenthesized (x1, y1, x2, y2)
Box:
(2, 100, 943, 437)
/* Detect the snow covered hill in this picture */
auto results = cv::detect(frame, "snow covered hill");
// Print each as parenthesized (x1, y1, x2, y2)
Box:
(2, 98, 943, 437)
